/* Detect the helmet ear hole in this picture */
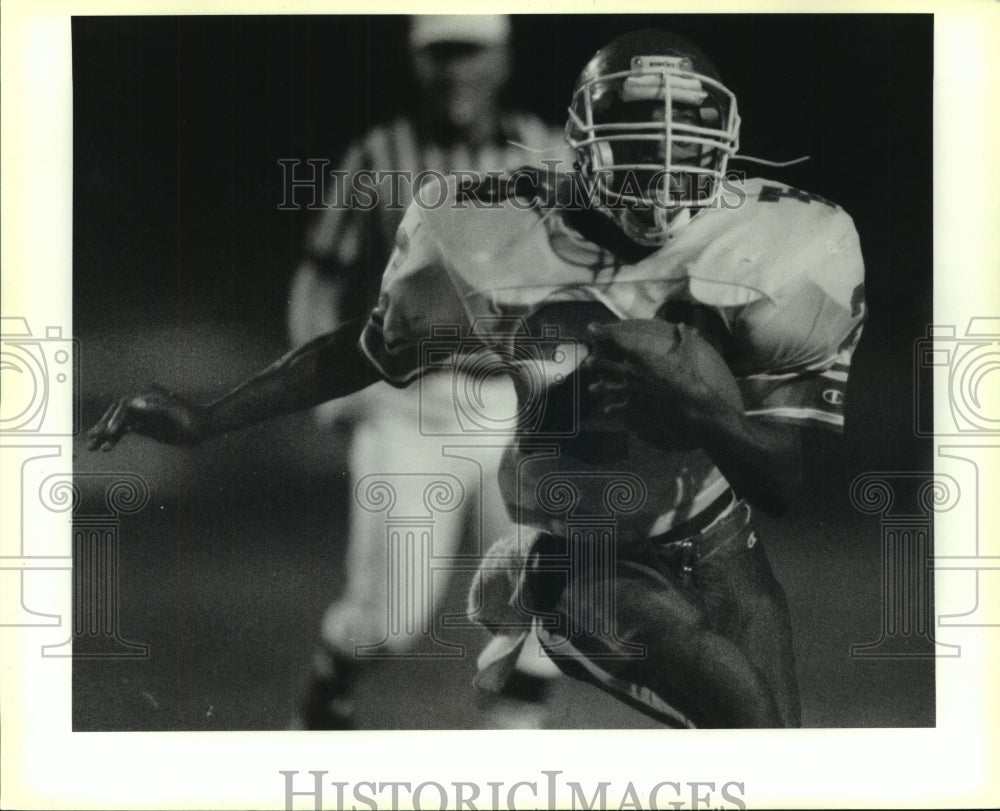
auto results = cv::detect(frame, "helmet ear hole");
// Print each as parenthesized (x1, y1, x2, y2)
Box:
(700, 107, 721, 125)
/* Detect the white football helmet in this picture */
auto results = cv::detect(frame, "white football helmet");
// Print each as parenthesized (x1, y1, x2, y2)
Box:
(565, 30, 741, 245)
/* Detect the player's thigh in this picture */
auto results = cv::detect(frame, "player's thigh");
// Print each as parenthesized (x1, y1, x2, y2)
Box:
(696, 526, 800, 726)
(539, 554, 781, 727)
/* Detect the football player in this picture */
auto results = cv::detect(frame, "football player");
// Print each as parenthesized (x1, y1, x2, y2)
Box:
(89, 29, 865, 728)
(286, 14, 567, 729)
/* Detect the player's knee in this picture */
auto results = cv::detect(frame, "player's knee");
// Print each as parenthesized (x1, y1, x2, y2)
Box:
(468, 530, 546, 631)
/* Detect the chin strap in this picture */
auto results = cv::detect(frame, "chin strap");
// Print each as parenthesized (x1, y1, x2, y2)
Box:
(620, 205, 692, 247)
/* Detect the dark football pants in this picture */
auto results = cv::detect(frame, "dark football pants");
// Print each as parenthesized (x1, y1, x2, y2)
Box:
(525, 502, 802, 728)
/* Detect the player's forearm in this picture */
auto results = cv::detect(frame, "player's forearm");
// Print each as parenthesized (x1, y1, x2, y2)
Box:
(689, 405, 803, 515)
(200, 319, 380, 439)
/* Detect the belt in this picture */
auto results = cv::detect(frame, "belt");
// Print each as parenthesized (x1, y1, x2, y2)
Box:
(648, 488, 738, 547)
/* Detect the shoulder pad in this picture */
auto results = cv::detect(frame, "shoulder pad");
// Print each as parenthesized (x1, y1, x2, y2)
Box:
(454, 165, 551, 206)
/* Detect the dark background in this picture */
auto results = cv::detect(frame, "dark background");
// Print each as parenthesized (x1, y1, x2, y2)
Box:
(72, 14, 935, 730)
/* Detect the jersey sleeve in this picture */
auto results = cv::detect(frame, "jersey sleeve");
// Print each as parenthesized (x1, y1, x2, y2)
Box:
(734, 207, 866, 432)
(358, 199, 471, 385)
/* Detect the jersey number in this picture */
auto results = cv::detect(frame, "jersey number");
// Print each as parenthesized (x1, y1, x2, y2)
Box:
(759, 185, 836, 209)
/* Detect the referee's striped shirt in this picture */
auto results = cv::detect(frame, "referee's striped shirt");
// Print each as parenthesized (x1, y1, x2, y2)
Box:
(305, 113, 570, 311)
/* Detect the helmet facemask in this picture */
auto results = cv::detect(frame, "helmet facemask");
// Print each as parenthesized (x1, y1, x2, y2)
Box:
(566, 54, 741, 246)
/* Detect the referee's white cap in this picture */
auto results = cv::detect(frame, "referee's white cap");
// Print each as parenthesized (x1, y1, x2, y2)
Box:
(408, 15, 512, 50)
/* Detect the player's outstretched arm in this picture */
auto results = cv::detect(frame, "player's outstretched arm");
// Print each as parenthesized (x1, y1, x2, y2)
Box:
(586, 319, 802, 515)
(87, 319, 382, 452)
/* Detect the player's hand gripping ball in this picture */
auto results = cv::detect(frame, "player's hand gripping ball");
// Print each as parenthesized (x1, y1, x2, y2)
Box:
(87, 386, 207, 451)
(585, 319, 744, 447)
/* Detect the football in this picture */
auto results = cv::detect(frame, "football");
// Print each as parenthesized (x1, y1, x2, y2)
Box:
(589, 319, 744, 449)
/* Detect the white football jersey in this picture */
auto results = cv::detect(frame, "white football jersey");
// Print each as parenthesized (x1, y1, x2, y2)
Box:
(361, 173, 865, 537)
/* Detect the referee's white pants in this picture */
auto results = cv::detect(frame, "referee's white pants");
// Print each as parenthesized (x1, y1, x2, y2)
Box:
(319, 380, 517, 659)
